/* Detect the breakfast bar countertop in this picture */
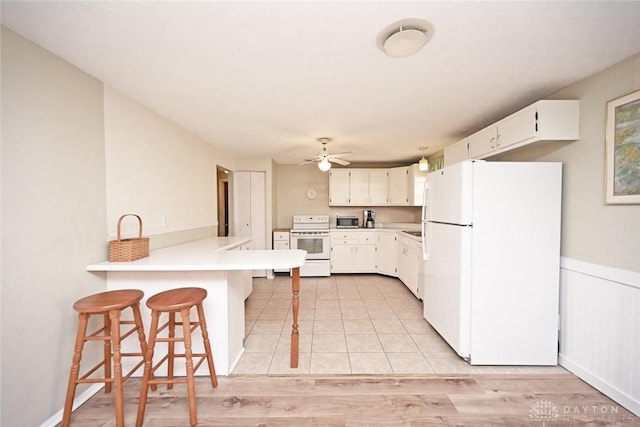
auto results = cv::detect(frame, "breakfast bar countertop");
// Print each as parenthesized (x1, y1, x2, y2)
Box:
(86, 236, 307, 272)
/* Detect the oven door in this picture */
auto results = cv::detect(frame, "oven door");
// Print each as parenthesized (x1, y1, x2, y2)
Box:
(290, 232, 330, 259)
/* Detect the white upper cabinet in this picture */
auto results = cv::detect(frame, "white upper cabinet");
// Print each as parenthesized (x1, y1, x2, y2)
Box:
(328, 169, 351, 205)
(329, 165, 425, 206)
(368, 169, 388, 205)
(388, 165, 427, 206)
(349, 169, 387, 205)
(467, 100, 579, 160)
(388, 167, 409, 205)
(444, 139, 469, 167)
(329, 168, 387, 206)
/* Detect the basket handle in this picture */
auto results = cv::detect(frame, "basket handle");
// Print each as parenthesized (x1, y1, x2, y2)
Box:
(116, 214, 143, 241)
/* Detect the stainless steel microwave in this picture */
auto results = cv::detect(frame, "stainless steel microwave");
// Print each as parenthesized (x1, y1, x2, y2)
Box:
(336, 216, 359, 228)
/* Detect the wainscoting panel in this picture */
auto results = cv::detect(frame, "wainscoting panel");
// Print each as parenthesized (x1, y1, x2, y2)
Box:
(559, 257, 640, 416)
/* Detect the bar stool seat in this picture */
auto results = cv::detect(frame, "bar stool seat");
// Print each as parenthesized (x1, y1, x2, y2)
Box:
(62, 289, 149, 427)
(136, 287, 217, 427)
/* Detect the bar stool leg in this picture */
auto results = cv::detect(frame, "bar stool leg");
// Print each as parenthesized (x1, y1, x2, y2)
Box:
(62, 313, 89, 427)
(136, 310, 160, 427)
(109, 310, 125, 427)
(167, 312, 176, 390)
(180, 307, 198, 427)
(103, 313, 112, 394)
(196, 303, 217, 387)
(131, 302, 156, 392)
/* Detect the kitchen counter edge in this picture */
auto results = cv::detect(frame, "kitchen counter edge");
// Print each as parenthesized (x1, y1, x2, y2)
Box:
(87, 236, 306, 272)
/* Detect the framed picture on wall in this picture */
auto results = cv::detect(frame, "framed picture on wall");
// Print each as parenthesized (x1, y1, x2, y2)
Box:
(605, 89, 640, 204)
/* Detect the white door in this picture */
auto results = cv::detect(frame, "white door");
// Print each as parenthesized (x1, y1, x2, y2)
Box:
(235, 172, 252, 237)
(234, 171, 267, 277)
(423, 222, 472, 358)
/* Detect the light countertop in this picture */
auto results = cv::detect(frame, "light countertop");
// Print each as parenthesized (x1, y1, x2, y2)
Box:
(87, 236, 306, 272)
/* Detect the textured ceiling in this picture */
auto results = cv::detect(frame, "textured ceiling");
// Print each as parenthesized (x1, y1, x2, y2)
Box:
(2, 1, 640, 165)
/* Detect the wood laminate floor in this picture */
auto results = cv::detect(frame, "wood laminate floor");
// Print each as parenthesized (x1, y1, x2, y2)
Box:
(64, 374, 639, 426)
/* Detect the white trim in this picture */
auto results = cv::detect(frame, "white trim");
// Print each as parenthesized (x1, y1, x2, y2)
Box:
(559, 355, 640, 417)
(39, 384, 103, 427)
(560, 257, 640, 289)
(559, 257, 640, 417)
(109, 222, 217, 240)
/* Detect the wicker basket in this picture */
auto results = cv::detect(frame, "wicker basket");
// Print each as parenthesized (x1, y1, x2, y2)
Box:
(108, 214, 149, 262)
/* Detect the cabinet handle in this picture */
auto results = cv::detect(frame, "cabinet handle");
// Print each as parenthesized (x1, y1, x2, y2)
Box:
(490, 137, 496, 149)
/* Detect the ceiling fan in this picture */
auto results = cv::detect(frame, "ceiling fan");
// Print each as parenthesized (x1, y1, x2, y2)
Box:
(300, 137, 351, 171)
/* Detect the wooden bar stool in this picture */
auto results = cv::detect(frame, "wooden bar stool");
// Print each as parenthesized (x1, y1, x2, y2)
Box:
(136, 287, 217, 427)
(62, 289, 149, 427)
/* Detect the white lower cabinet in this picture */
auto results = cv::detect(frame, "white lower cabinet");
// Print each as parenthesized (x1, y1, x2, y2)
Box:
(330, 230, 423, 299)
(397, 235, 422, 299)
(376, 231, 397, 276)
(330, 231, 376, 273)
(273, 230, 290, 273)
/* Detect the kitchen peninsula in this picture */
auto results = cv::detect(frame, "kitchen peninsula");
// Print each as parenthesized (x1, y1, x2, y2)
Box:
(87, 237, 306, 375)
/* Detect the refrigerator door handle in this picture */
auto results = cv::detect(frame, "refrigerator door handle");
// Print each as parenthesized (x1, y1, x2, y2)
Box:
(421, 182, 429, 222)
(421, 221, 429, 260)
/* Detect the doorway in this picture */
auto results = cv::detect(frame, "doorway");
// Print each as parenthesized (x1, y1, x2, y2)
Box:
(216, 166, 232, 236)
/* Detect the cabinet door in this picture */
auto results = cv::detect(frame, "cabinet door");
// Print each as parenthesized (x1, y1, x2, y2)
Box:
(397, 241, 408, 284)
(330, 244, 354, 273)
(273, 240, 289, 250)
(444, 139, 469, 167)
(405, 244, 421, 298)
(354, 245, 377, 272)
(468, 125, 498, 158)
(388, 167, 409, 205)
(329, 169, 350, 205)
(349, 170, 370, 205)
(368, 169, 389, 205)
(496, 106, 537, 150)
(376, 232, 397, 276)
(273, 239, 290, 273)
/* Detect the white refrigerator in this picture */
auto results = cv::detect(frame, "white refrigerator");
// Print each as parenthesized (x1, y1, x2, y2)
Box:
(421, 160, 562, 365)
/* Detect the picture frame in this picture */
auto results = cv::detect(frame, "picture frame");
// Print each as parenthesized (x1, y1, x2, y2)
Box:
(605, 89, 640, 204)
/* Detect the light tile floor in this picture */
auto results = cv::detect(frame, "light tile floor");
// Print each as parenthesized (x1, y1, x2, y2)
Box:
(232, 274, 569, 376)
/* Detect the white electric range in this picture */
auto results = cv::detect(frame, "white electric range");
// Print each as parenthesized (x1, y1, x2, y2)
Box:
(290, 215, 330, 277)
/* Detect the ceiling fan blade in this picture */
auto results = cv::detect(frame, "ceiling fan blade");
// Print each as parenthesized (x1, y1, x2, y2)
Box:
(299, 159, 318, 165)
(329, 152, 352, 159)
(331, 158, 351, 166)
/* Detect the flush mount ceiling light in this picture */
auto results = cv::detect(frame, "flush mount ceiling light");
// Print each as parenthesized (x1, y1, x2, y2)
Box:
(376, 18, 434, 58)
(418, 146, 429, 171)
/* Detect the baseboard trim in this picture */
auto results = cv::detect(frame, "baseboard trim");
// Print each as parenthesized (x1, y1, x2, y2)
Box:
(559, 354, 640, 417)
(39, 384, 103, 427)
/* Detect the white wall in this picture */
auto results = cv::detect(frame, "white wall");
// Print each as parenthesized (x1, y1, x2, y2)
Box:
(1, 27, 107, 426)
(1, 26, 241, 426)
(500, 53, 640, 272)
(104, 86, 236, 248)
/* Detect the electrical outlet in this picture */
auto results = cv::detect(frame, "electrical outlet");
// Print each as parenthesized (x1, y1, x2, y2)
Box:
(162, 214, 168, 227)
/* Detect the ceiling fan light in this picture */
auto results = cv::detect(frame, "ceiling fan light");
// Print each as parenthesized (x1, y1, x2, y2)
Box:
(419, 156, 429, 171)
(318, 158, 332, 172)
